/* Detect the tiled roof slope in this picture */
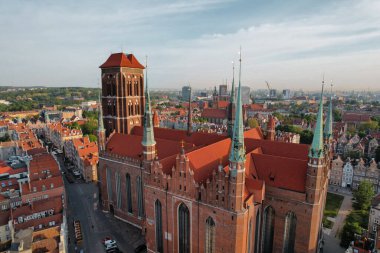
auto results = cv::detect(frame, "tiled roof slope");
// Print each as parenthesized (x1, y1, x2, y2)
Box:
(100, 53, 145, 69)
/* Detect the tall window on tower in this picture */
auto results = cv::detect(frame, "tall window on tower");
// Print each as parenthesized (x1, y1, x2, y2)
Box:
(283, 212, 297, 253)
(178, 203, 190, 253)
(205, 217, 215, 253)
(155, 200, 163, 253)
(262, 206, 275, 253)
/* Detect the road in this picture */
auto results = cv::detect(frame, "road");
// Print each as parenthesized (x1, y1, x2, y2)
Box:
(322, 232, 346, 253)
(55, 154, 145, 253)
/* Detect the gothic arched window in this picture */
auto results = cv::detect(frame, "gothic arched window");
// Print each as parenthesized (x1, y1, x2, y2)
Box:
(205, 217, 215, 253)
(254, 211, 261, 253)
(262, 206, 275, 253)
(283, 212, 297, 253)
(155, 200, 163, 253)
(137, 176, 144, 217)
(115, 172, 121, 209)
(126, 173, 132, 213)
(178, 203, 190, 253)
(247, 218, 252, 253)
(106, 168, 112, 202)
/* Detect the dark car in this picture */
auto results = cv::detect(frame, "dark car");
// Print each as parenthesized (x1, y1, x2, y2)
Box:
(134, 244, 147, 253)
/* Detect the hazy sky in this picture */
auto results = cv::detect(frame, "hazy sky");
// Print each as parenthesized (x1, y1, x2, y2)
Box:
(1, 0, 379, 90)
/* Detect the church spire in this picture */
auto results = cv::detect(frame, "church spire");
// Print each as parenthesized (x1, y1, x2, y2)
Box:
(141, 57, 156, 148)
(229, 48, 245, 163)
(324, 81, 333, 142)
(227, 62, 236, 138)
(98, 87, 105, 132)
(97, 81, 106, 151)
(187, 85, 192, 136)
(309, 78, 325, 158)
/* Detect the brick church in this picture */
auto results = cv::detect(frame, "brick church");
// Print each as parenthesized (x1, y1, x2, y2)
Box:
(97, 52, 333, 253)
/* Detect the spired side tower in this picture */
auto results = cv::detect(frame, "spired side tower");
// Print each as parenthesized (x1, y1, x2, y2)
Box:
(228, 51, 245, 212)
(99, 53, 145, 136)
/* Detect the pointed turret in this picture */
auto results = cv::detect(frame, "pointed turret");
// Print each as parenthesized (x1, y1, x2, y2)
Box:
(97, 88, 106, 151)
(267, 115, 276, 141)
(187, 85, 192, 136)
(141, 58, 156, 161)
(152, 110, 160, 128)
(324, 82, 333, 143)
(227, 62, 236, 138)
(228, 48, 246, 212)
(309, 82, 325, 159)
(229, 53, 245, 163)
(305, 79, 326, 204)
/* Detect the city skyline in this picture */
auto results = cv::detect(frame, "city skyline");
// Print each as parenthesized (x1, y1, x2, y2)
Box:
(1, 0, 380, 90)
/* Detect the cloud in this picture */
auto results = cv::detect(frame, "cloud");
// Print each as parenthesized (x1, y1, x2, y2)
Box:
(0, 0, 379, 90)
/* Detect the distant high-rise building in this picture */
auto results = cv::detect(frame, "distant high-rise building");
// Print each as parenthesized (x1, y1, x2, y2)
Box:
(270, 89, 277, 99)
(182, 86, 191, 101)
(235, 86, 250, 104)
(219, 84, 228, 96)
(283, 89, 291, 99)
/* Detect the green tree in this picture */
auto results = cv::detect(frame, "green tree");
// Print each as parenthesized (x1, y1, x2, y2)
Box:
(353, 180, 375, 210)
(70, 122, 80, 130)
(300, 130, 314, 144)
(333, 109, 342, 122)
(375, 146, 380, 163)
(247, 118, 259, 128)
(340, 221, 362, 248)
(81, 119, 98, 135)
(359, 120, 379, 132)
(88, 134, 98, 142)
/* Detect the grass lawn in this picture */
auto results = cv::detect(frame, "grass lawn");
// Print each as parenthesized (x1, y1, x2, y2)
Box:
(322, 216, 334, 229)
(324, 192, 344, 218)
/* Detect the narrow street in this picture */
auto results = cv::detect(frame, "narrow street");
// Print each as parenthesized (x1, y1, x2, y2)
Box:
(55, 155, 145, 253)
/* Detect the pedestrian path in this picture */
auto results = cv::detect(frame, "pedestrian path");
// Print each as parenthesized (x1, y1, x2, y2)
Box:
(330, 194, 352, 238)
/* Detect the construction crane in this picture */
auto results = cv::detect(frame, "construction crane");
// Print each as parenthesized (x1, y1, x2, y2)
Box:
(265, 81, 271, 99)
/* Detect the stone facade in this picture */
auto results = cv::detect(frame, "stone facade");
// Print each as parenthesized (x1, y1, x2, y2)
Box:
(329, 156, 344, 186)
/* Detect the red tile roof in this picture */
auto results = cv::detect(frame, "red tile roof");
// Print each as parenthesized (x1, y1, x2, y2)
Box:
(251, 152, 308, 193)
(342, 113, 371, 123)
(100, 53, 145, 69)
(217, 101, 229, 109)
(132, 126, 226, 147)
(106, 133, 194, 160)
(29, 153, 60, 181)
(201, 108, 227, 119)
(22, 176, 64, 195)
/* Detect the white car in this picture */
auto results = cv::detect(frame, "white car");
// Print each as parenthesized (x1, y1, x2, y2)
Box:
(104, 240, 117, 247)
